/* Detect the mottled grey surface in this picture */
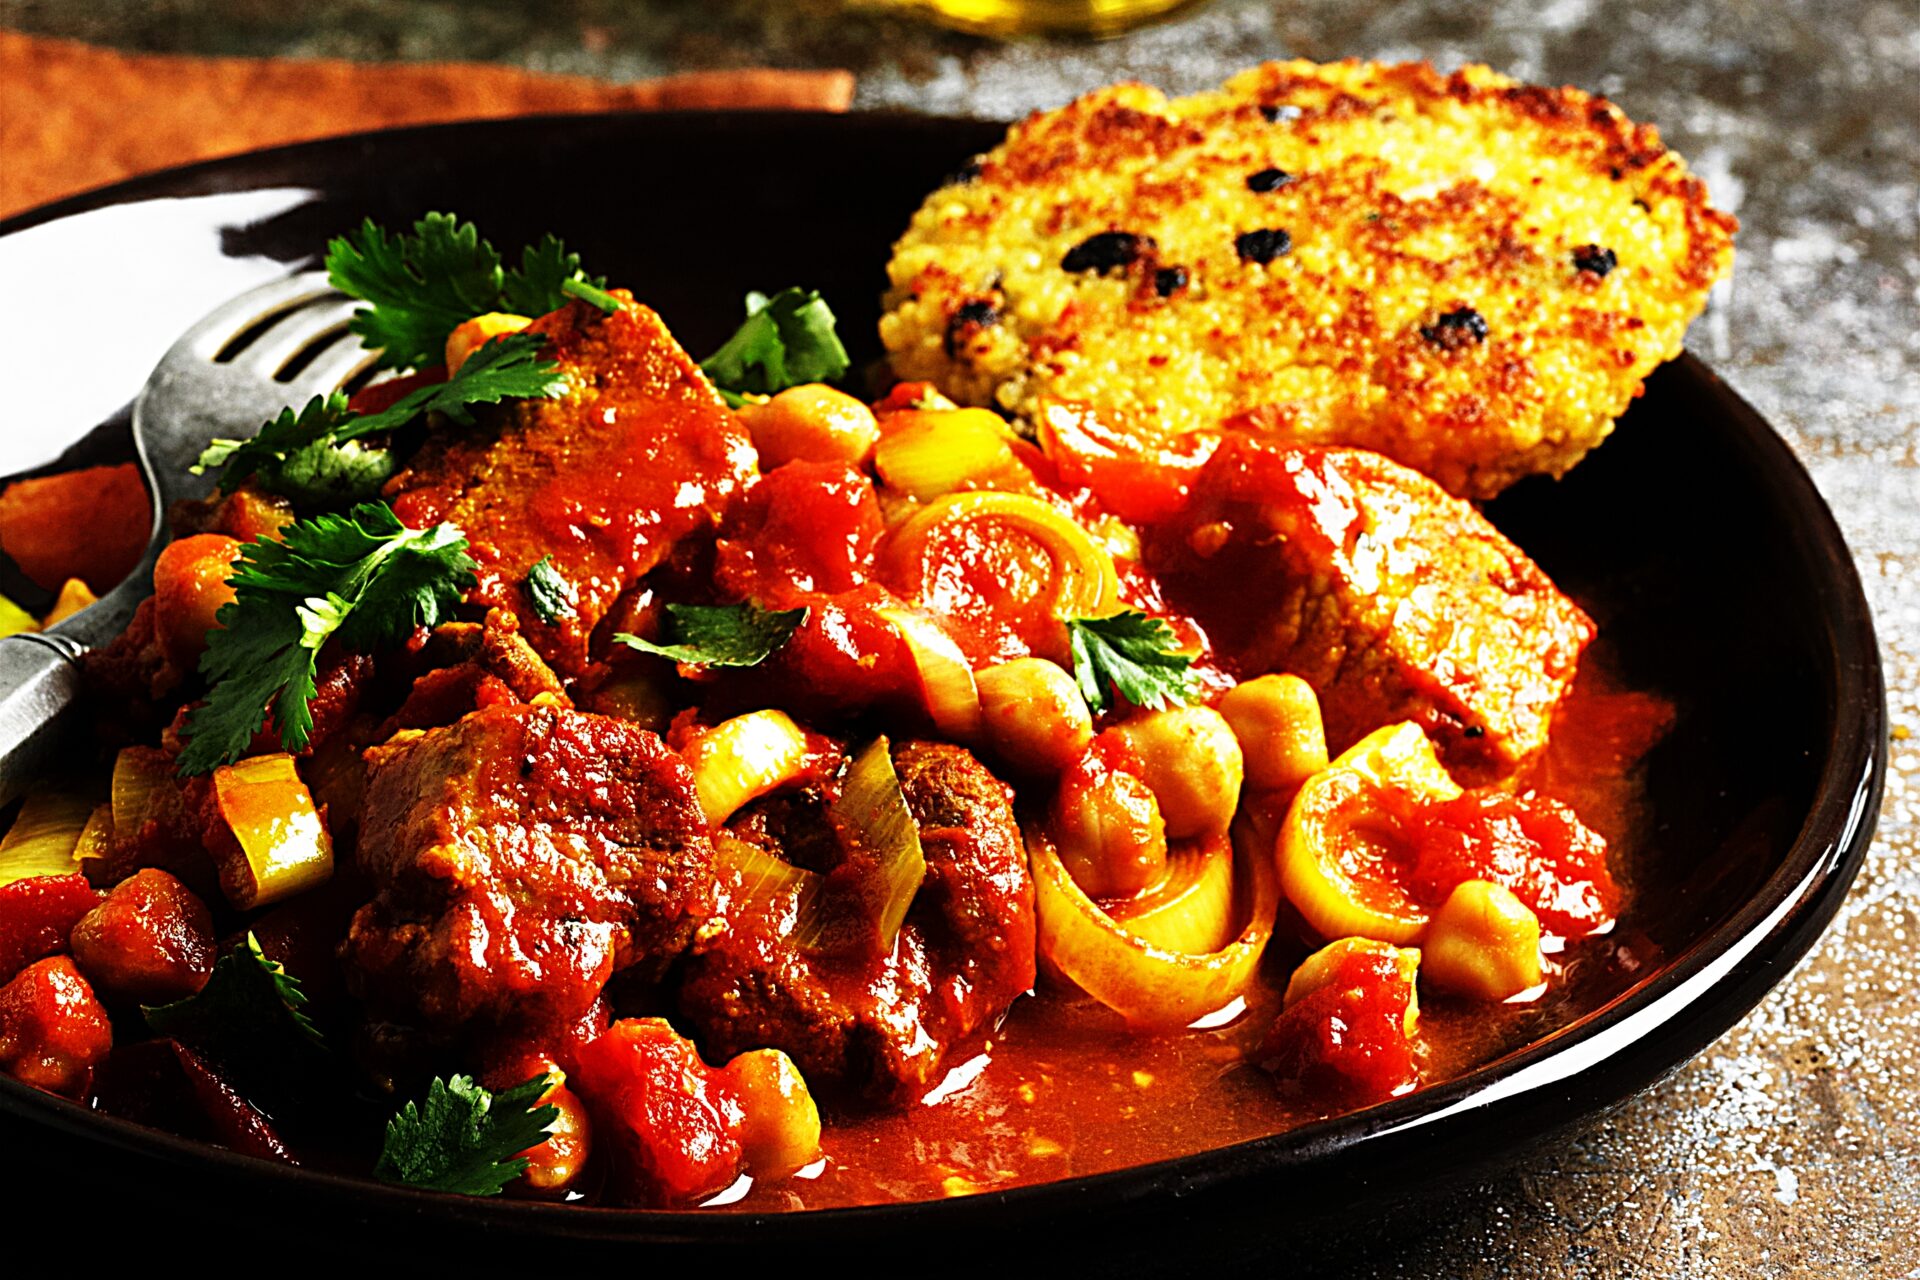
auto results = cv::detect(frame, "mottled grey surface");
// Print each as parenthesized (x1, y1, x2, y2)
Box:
(4, 1, 1917, 1274)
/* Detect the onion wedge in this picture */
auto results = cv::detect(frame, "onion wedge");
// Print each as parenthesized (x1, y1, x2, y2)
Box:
(877, 606, 984, 743)
(1030, 823, 1277, 1030)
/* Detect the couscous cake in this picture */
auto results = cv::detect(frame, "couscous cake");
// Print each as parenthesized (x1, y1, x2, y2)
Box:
(881, 60, 1737, 498)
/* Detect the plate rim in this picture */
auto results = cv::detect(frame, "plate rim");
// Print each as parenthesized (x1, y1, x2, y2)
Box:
(0, 109, 1887, 1239)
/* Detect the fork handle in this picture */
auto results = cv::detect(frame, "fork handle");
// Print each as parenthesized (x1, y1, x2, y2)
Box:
(0, 632, 87, 807)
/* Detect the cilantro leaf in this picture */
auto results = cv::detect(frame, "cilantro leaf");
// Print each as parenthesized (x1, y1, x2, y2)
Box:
(144, 932, 324, 1060)
(196, 333, 567, 496)
(178, 503, 477, 775)
(375, 1073, 559, 1197)
(615, 602, 807, 668)
(327, 214, 506, 371)
(258, 437, 397, 508)
(1067, 611, 1200, 714)
(560, 276, 621, 313)
(348, 332, 568, 436)
(328, 218, 612, 371)
(524, 555, 576, 624)
(501, 233, 607, 316)
(699, 288, 850, 407)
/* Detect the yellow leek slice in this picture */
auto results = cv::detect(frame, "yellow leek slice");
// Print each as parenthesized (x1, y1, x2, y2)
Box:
(0, 592, 37, 639)
(210, 753, 333, 909)
(684, 710, 811, 827)
(111, 745, 178, 836)
(874, 408, 1019, 500)
(0, 790, 96, 885)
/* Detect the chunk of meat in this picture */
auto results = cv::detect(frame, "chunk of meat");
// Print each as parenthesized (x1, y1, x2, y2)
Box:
(345, 705, 715, 1030)
(0, 955, 112, 1096)
(1152, 437, 1593, 780)
(385, 295, 757, 675)
(678, 741, 1036, 1106)
(69, 868, 215, 1004)
(387, 610, 568, 731)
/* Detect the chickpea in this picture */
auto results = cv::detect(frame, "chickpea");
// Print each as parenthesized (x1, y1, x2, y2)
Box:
(152, 533, 241, 673)
(738, 384, 880, 470)
(977, 658, 1094, 775)
(1053, 750, 1168, 899)
(518, 1079, 593, 1196)
(1220, 674, 1329, 792)
(443, 312, 532, 375)
(1106, 705, 1245, 839)
(1421, 880, 1543, 1001)
(726, 1048, 821, 1180)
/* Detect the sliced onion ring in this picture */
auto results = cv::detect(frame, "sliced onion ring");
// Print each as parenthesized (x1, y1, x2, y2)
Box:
(877, 605, 984, 743)
(1030, 821, 1278, 1030)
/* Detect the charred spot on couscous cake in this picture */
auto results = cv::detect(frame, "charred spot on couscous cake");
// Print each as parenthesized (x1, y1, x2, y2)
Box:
(880, 59, 1737, 499)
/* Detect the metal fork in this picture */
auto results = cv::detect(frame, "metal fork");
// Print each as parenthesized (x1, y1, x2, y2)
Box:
(0, 270, 375, 802)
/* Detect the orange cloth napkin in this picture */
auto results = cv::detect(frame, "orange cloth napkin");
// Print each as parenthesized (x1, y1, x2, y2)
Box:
(0, 31, 855, 219)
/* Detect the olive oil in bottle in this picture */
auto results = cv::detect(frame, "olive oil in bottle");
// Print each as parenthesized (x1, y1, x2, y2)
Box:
(894, 0, 1204, 38)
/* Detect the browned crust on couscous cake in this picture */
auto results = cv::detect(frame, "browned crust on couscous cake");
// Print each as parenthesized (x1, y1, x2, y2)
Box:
(881, 60, 1737, 498)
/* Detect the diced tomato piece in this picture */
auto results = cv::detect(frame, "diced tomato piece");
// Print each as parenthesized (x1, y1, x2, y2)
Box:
(716, 461, 884, 599)
(1259, 949, 1418, 1105)
(1407, 790, 1618, 939)
(0, 874, 102, 985)
(1034, 401, 1217, 524)
(571, 1017, 744, 1207)
(69, 868, 215, 1005)
(0, 955, 113, 1096)
(0, 463, 150, 592)
(346, 367, 446, 416)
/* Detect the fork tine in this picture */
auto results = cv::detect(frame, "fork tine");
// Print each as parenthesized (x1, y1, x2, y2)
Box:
(180, 270, 337, 359)
(296, 339, 382, 398)
(232, 298, 360, 378)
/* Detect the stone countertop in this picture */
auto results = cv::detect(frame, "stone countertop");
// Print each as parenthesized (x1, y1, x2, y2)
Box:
(3, 1, 1916, 1273)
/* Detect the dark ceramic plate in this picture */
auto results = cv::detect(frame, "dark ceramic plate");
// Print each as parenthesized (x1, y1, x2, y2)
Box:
(0, 112, 1884, 1259)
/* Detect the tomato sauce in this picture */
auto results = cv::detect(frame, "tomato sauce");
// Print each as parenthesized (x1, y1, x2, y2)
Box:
(723, 654, 1669, 1211)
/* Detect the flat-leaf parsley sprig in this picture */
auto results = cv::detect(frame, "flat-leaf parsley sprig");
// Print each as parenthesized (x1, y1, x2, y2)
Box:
(195, 331, 569, 501)
(375, 1073, 559, 1197)
(177, 503, 478, 776)
(327, 214, 611, 371)
(1067, 611, 1201, 714)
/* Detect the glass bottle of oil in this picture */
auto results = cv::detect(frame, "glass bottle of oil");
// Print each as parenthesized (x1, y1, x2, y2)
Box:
(888, 0, 1205, 38)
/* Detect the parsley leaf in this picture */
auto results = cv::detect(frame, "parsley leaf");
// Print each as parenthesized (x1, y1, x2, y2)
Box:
(699, 288, 850, 407)
(1067, 611, 1200, 714)
(524, 555, 576, 624)
(327, 217, 610, 370)
(375, 1073, 559, 1197)
(615, 602, 807, 668)
(327, 214, 506, 371)
(177, 503, 477, 775)
(144, 932, 324, 1060)
(196, 333, 567, 496)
